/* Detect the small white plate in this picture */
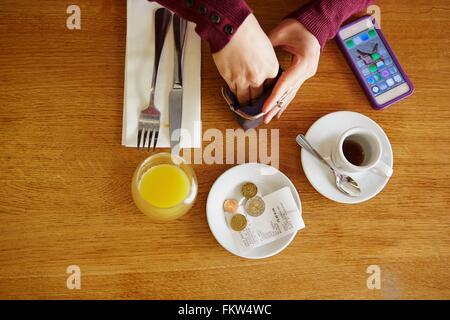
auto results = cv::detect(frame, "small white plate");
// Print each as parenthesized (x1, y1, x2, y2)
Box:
(301, 111, 393, 204)
(206, 163, 302, 259)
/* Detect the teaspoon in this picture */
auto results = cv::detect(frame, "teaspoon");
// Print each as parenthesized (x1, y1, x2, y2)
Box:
(296, 134, 362, 197)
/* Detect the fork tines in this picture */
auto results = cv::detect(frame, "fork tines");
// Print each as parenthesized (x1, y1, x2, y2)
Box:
(137, 124, 158, 151)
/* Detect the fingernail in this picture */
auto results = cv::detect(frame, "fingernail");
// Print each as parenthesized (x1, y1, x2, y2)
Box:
(263, 104, 274, 114)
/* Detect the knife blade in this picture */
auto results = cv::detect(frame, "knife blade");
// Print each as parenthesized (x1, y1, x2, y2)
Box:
(169, 15, 188, 156)
(169, 88, 183, 154)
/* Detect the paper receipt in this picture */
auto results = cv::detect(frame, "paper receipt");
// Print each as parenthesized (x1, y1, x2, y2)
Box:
(226, 187, 305, 252)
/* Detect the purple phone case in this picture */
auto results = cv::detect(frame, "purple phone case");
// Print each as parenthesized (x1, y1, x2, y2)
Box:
(335, 15, 414, 110)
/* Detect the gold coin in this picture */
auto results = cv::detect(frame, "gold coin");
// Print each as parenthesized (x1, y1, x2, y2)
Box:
(223, 199, 239, 213)
(230, 214, 247, 232)
(241, 182, 258, 199)
(245, 196, 265, 217)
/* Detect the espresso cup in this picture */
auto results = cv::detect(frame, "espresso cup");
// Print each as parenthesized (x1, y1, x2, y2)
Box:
(331, 127, 393, 177)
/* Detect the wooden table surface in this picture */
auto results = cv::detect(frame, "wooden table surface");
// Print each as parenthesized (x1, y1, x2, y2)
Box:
(1, 0, 449, 299)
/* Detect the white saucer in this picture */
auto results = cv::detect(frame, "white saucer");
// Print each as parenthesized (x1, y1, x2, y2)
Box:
(206, 163, 302, 259)
(301, 111, 393, 204)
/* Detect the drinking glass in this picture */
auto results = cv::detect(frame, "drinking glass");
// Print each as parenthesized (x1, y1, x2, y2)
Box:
(131, 153, 197, 221)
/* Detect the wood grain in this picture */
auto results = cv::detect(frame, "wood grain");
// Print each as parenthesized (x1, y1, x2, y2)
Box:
(0, 0, 449, 299)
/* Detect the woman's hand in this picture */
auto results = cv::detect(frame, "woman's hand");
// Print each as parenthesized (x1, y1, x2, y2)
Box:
(262, 19, 321, 124)
(212, 14, 279, 105)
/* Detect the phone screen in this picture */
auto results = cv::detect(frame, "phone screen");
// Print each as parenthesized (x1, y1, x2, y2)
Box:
(343, 27, 405, 97)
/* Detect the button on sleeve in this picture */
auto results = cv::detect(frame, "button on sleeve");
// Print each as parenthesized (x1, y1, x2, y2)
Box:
(210, 13, 221, 24)
(199, 5, 207, 16)
(223, 24, 234, 35)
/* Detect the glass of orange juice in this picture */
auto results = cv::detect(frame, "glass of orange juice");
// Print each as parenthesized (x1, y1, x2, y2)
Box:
(131, 153, 197, 221)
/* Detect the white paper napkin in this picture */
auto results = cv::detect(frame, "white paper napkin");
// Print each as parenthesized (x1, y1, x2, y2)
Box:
(122, 0, 202, 148)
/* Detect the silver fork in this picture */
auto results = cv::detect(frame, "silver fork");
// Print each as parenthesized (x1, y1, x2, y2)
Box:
(137, 8, 172, 150)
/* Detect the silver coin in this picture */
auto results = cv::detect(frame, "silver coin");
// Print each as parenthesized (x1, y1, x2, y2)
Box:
(244, 196, 265, 217)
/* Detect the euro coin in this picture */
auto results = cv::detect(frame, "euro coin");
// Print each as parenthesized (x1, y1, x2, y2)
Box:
(223, 199, 239, 213)
(245, 196, 265, 217)
(230, 214, 247, 232)
(241, 182, 257, 199)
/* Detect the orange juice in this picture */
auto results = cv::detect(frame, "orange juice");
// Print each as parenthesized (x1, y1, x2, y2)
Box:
(131, 153, 197, 221)
(139, 164, 190, 208)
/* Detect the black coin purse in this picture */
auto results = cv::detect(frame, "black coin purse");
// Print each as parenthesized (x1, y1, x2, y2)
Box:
(221, 66, 284, 130)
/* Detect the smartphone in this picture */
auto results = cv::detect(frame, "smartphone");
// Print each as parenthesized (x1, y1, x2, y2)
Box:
(336, 15, 413, 110)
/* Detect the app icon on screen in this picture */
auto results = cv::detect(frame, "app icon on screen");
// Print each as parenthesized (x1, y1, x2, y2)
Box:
(357, 60, 365, 68)
(360, 33, 369, 41)
(362, 56, 373, 64)
(376, 61, 385, 68)
(380, 82, 388, 90)
(386, 78, 395, 87)
(346, 39, 355, 48)
(374, 74, 382, 81)
(362, 68, 370, 76)
(367, 77, 375, 85)
(368, 29, 377, 38)
(378, 48, 387, 55)
(369, 65, 377, 73)
(372, 52, 380, 61)
(381, 70, 390, 78)
(389, 66, 398, 74)
(354, 37, 362, 45)
(372, 86, 380, 93)
(385, 58, 393, 66)
(394, 74, 403, 83)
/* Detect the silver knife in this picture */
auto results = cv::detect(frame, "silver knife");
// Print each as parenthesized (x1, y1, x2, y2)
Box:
(169, 15, 188, 156)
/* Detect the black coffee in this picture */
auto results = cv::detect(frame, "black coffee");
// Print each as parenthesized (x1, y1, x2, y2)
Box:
(343, 139, 365, 166)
